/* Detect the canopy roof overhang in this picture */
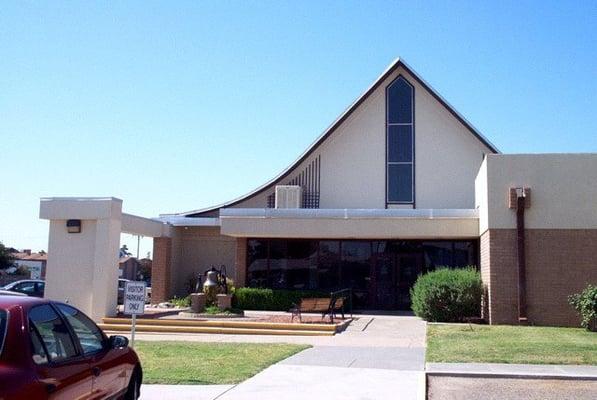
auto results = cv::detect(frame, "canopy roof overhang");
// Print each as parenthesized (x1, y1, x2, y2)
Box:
(210, 208, 480, 239)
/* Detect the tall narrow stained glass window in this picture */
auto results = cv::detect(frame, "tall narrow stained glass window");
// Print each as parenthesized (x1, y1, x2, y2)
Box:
(386, 76, 414, 203)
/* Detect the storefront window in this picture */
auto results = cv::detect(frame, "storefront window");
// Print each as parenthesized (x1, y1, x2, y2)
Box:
(247, 239, 268, 287)
(318, 241, 340, 289)
(245, 239, 478, 309)
(286, 241, 318, 289)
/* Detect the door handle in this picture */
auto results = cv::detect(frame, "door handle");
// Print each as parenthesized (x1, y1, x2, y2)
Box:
(92, 366, 101, 377)
(45, 383, 58, 393)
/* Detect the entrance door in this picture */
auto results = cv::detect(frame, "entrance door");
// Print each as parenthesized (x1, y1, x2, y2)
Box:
(373, 252, 424, 310)
(373, 253, 397, 309)
(396, 253, 424, 310)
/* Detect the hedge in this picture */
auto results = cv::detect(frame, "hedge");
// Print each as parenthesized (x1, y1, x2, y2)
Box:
(233, 288, 327, 311)
(410, 267, 482, 322)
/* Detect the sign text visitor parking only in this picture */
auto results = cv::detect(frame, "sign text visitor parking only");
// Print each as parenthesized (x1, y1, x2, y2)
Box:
(124, 281, 146, 315)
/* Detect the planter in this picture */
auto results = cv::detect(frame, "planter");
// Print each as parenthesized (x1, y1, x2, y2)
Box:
(217, 294, 233, 311)
(178, 311, 245, 319)
(190, 293, 206, 313)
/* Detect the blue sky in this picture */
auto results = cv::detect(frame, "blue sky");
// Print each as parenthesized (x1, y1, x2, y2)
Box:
(1, 1, 595, 255)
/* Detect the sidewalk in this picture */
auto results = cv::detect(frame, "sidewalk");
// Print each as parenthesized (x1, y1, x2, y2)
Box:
(140, 314, 427, 400)
(141, 384, 234, 400)
(211, 315, 426, 399)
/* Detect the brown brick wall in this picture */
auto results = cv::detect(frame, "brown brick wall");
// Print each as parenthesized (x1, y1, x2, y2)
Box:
(235, 237, 247, 287)
(481, 229, 597, 326)
(481, 229, 519, 324)
(151, 237, 172, 304)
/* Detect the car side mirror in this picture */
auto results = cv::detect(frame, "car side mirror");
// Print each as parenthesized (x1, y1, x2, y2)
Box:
(109, 335, 129, 349)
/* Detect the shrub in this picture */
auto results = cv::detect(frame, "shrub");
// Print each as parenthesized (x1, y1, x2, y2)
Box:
(169, 295, 190, 308)
(233, 288, 326, 311)
(410, 267, 483, 322)
(569, 285, 597, 331)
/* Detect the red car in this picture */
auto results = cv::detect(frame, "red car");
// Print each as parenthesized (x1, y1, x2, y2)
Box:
(0, 296, 142, 399)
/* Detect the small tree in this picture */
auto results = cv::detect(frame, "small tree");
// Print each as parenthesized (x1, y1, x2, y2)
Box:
(0, 242, 15, 270)
(569, 285, 597, 331)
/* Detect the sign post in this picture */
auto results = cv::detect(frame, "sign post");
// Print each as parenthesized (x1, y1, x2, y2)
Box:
(123, 281, 146, 348)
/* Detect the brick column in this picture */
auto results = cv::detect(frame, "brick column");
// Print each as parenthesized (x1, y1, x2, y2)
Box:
(481, 229, 519, 325)
(151, 237, 172, 304)
(235, 237, 247, 287)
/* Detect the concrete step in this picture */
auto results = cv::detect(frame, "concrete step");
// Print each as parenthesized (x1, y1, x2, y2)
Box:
(101, 317, 338, 332)
(98, 322, 334, 336)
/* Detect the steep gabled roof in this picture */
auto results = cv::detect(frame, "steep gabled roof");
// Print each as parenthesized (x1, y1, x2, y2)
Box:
(166, 57, 499, 217)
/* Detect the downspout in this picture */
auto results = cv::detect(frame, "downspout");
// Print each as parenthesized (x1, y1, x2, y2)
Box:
(513, 187, 530, 324)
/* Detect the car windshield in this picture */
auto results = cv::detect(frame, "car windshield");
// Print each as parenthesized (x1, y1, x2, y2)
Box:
(0, 309, 7, 355)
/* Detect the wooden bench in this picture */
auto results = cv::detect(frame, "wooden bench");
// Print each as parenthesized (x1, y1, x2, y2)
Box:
(290, 297, 345, 323)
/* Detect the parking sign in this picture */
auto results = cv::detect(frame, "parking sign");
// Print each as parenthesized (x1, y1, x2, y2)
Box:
(123, 281, 146, 315)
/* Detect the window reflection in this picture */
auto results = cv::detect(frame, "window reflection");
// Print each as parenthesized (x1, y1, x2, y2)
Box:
(246, 239, 478, 309)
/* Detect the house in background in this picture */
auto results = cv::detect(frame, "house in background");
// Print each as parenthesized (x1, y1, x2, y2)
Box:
(10, 249, 47, 279)
(118, 256, 139, 280)
(118, 256, 152, 282)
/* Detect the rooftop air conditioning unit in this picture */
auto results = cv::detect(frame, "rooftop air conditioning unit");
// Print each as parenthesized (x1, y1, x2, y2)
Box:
(275, 185, 302, 209)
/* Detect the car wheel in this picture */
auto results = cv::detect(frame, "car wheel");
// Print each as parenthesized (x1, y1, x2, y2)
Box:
(124, 367, 141, 400)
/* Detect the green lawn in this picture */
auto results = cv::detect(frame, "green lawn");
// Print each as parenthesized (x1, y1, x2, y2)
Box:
(427, 324, 597, 365)
(134, 341, 309, 384)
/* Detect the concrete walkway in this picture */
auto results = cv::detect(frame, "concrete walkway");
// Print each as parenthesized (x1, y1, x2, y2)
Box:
(214, 315, 425, 399)
(140, 314, 427, 400)
(141, 384, 234, 400)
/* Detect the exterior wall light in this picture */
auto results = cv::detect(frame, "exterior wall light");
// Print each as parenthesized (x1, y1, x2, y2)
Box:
(66, 219, 81, 233)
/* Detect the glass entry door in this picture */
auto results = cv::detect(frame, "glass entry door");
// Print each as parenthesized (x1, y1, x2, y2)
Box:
(373, 253, 397, 309)
(396, 253, 423, 310)
(373, 252, 423, 310)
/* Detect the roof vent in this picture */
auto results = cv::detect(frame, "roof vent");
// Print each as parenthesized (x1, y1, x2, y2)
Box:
(275, 185, 302, 209)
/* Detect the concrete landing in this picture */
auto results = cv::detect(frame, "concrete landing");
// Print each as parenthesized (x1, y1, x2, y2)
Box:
(280, 345, 425, 370)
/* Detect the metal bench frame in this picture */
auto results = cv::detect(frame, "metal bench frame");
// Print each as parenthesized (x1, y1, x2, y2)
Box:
(290, 290, 348, 323)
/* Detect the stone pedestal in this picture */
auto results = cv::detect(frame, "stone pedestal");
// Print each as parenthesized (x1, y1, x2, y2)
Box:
(190, 293, 206, 313)
(217, 294, 233, 311)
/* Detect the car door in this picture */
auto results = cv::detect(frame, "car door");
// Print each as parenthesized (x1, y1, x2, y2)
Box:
(14, 281, 37, 296)
(36, 281, 46, 297)
(55, 303, 128, 399)
(28, 304, 93, 399)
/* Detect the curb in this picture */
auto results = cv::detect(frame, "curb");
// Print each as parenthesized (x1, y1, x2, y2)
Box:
(425, 363, 597, 382)
(426, 371, 597, 381)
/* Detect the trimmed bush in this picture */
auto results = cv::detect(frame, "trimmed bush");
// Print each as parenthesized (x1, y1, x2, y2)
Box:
(569, 284, 597, 331)
(410, 267, 482, 322)
(233, 288, 326, 311)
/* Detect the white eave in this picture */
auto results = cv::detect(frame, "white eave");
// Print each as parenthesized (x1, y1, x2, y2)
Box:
(155, 216, 220, 227)
(220, 208, 479, 219)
